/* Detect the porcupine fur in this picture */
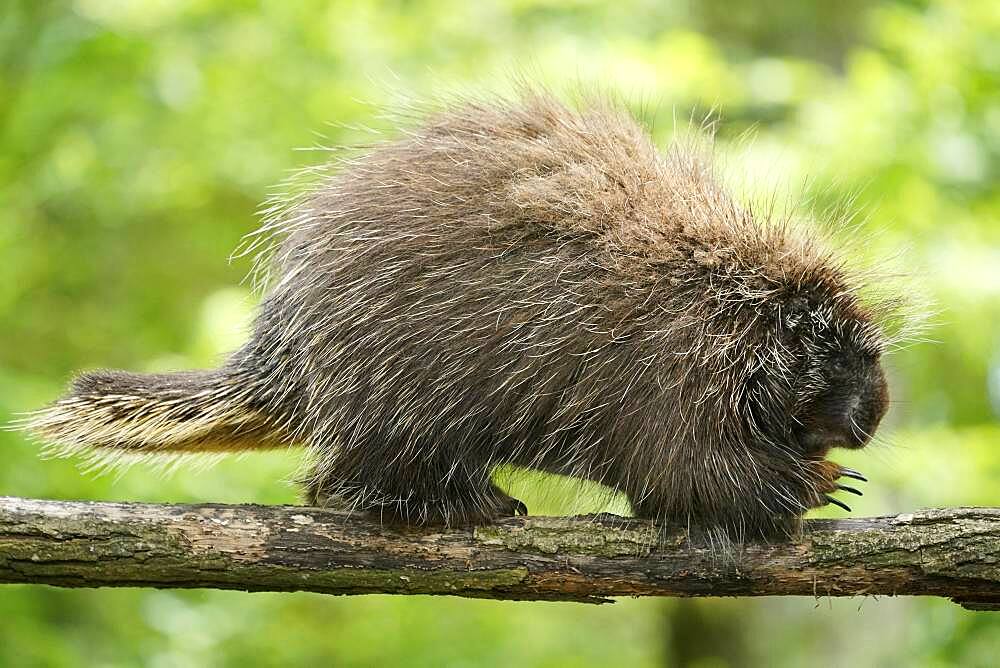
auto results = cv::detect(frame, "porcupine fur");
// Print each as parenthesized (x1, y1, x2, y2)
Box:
(21, 90, 915, 541)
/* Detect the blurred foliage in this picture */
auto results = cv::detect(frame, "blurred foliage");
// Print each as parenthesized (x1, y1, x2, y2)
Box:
(2, 0, 1000, 666)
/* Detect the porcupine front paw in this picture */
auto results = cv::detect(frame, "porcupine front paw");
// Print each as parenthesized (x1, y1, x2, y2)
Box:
(802, 459, 867, 513)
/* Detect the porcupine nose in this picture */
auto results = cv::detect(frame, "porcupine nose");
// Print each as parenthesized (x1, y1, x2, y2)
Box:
(845, 363, 889, 448)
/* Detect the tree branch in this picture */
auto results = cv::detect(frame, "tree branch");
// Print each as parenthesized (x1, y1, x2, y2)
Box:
(1, 497, 997, 610)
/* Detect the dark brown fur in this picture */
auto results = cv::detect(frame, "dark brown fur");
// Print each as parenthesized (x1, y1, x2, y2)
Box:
(23, 92, 910, 541)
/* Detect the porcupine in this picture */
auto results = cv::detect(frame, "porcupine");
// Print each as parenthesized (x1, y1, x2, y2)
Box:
(22, 91, 908, 541)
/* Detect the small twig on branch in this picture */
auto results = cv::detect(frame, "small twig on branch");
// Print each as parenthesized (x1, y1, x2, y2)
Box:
(0, 497, 997, 610)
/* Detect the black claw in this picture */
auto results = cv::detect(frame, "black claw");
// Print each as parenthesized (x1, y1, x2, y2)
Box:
(836, 484, 864, 497)
(839, 467, 868, 483)
(512, 499, 528, 516)
(825, 495, 851, 512)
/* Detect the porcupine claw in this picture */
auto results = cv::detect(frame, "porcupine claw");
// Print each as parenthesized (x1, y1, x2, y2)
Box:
(827, 466, 866, 510)
(839, 467, 868, 483)
(824, 495, 852, 512)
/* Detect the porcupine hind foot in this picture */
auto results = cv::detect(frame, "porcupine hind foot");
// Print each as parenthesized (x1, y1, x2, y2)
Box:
(303, 466, 528, 527)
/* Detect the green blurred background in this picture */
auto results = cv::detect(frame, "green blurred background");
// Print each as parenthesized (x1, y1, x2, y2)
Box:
(2, 0, 999, 665)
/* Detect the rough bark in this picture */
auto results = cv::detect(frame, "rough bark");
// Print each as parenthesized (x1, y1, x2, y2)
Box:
(1, 497, 998, 610)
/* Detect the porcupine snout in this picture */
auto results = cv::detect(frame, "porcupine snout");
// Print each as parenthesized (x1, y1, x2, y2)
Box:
(798, 355, 890, 454)
(845, 362, 890, 447)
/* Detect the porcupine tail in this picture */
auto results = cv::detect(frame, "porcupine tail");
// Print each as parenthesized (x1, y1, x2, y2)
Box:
(14, 366, 288, 471)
